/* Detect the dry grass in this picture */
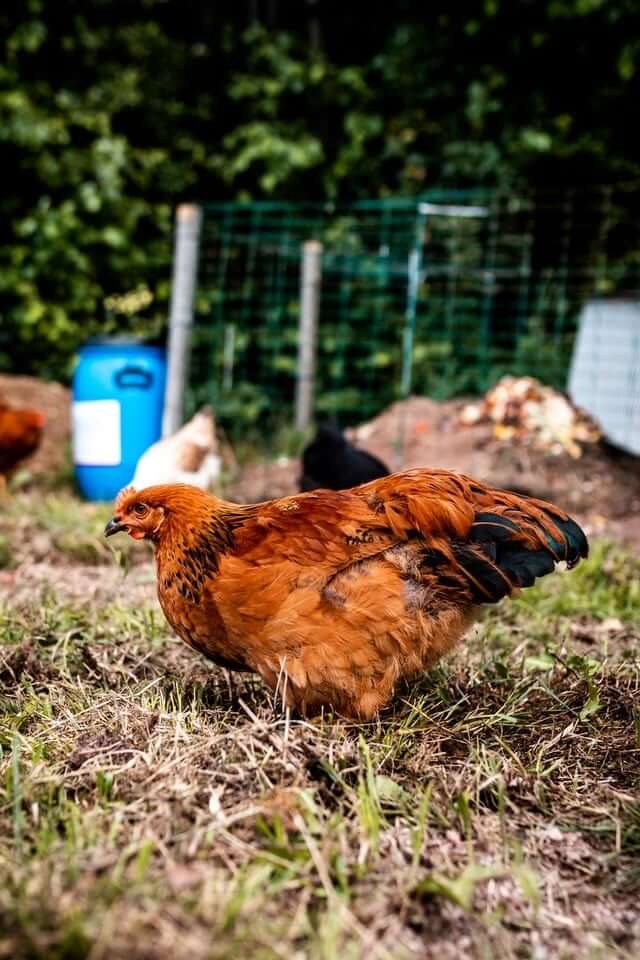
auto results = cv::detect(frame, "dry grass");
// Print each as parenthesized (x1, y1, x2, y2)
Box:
(0, 494, 639, 959)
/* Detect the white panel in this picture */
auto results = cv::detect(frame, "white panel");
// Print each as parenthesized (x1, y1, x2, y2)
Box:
(72, 400, 122, 466)
(569, 299, 640, 455)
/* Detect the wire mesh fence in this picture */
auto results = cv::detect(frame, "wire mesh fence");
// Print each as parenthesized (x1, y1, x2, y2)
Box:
(189, 186, 640, 444)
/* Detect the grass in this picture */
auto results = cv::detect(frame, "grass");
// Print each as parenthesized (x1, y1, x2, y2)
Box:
(0, 495, 639, 959)
(0, 492, 146, 568)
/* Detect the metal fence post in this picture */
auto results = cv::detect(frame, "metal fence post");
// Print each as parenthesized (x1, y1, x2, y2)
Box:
(295, 240, 323, 432)
(162, 204, 202, 438)
(394, 211, 426, 468)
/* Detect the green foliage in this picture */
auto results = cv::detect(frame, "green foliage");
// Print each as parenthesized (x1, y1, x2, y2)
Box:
(0, 7, 179, 377)
(1, 1, 638, 381)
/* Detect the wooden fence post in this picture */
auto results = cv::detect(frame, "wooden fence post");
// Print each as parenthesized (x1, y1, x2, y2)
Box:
(162, 204, 202, 438)
(295, 240, 323, 432)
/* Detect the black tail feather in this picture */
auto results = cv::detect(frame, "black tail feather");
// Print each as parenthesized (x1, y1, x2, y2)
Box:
(496, 544, 556, 587)
(472, 513, 521, 542)
(451, 543, 513, 602)
(542, 513, 589, 567)
(460, 507, 588, 603)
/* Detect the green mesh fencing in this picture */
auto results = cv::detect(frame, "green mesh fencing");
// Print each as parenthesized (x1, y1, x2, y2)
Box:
(189, 186, 640, 442)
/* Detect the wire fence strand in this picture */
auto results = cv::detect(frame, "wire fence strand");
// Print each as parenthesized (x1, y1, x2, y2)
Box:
(190, 187, 640, 444)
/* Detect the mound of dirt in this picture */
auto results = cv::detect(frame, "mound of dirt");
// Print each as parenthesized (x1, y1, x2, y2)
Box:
(0, 374, 70, 478)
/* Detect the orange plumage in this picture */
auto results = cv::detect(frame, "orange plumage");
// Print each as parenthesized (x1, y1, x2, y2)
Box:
(0, 401, 46, 484)
(105, 470, 588, 719)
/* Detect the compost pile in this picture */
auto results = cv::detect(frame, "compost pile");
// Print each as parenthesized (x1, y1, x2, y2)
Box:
(459, 376, 601, 459)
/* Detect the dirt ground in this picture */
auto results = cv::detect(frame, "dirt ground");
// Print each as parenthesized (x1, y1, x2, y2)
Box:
(1, 381, 639, 958)
(0, 491, 639, 959)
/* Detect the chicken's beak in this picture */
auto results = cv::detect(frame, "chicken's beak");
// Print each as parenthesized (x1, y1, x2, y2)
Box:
(104, 517, 126, 538)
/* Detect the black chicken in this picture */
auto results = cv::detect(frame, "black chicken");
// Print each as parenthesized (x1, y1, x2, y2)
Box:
(299, 422, 390, 492)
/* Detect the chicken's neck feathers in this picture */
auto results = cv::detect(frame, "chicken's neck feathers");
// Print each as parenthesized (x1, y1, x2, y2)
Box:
(154, 496, 250, 579)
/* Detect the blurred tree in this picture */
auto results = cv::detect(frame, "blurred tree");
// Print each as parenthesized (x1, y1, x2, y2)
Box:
(0, 0, 638, 378)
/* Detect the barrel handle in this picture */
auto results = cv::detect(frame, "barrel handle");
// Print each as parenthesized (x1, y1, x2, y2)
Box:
(114, 365, 153, 389)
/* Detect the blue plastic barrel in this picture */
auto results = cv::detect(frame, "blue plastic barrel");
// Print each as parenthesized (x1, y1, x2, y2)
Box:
(72, 339, 167, 501)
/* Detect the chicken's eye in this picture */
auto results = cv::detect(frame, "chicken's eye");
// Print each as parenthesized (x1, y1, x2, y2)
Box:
(133, 503, 148, 517)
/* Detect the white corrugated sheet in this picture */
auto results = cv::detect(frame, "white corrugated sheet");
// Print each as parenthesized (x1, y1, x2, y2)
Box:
(568, 299, 640, 455)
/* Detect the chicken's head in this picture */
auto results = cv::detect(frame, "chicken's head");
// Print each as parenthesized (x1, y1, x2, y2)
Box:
(104, 485, 166, 541)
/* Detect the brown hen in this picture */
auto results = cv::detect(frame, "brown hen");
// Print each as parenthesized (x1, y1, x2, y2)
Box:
(105, 471, 588, 719)
(0, 401, 46, 488)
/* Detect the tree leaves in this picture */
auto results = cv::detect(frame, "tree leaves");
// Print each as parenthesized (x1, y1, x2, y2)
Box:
(1, 1, 637, 379)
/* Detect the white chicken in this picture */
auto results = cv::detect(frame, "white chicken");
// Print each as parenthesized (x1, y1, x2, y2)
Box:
(131, 407, 222, 490)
